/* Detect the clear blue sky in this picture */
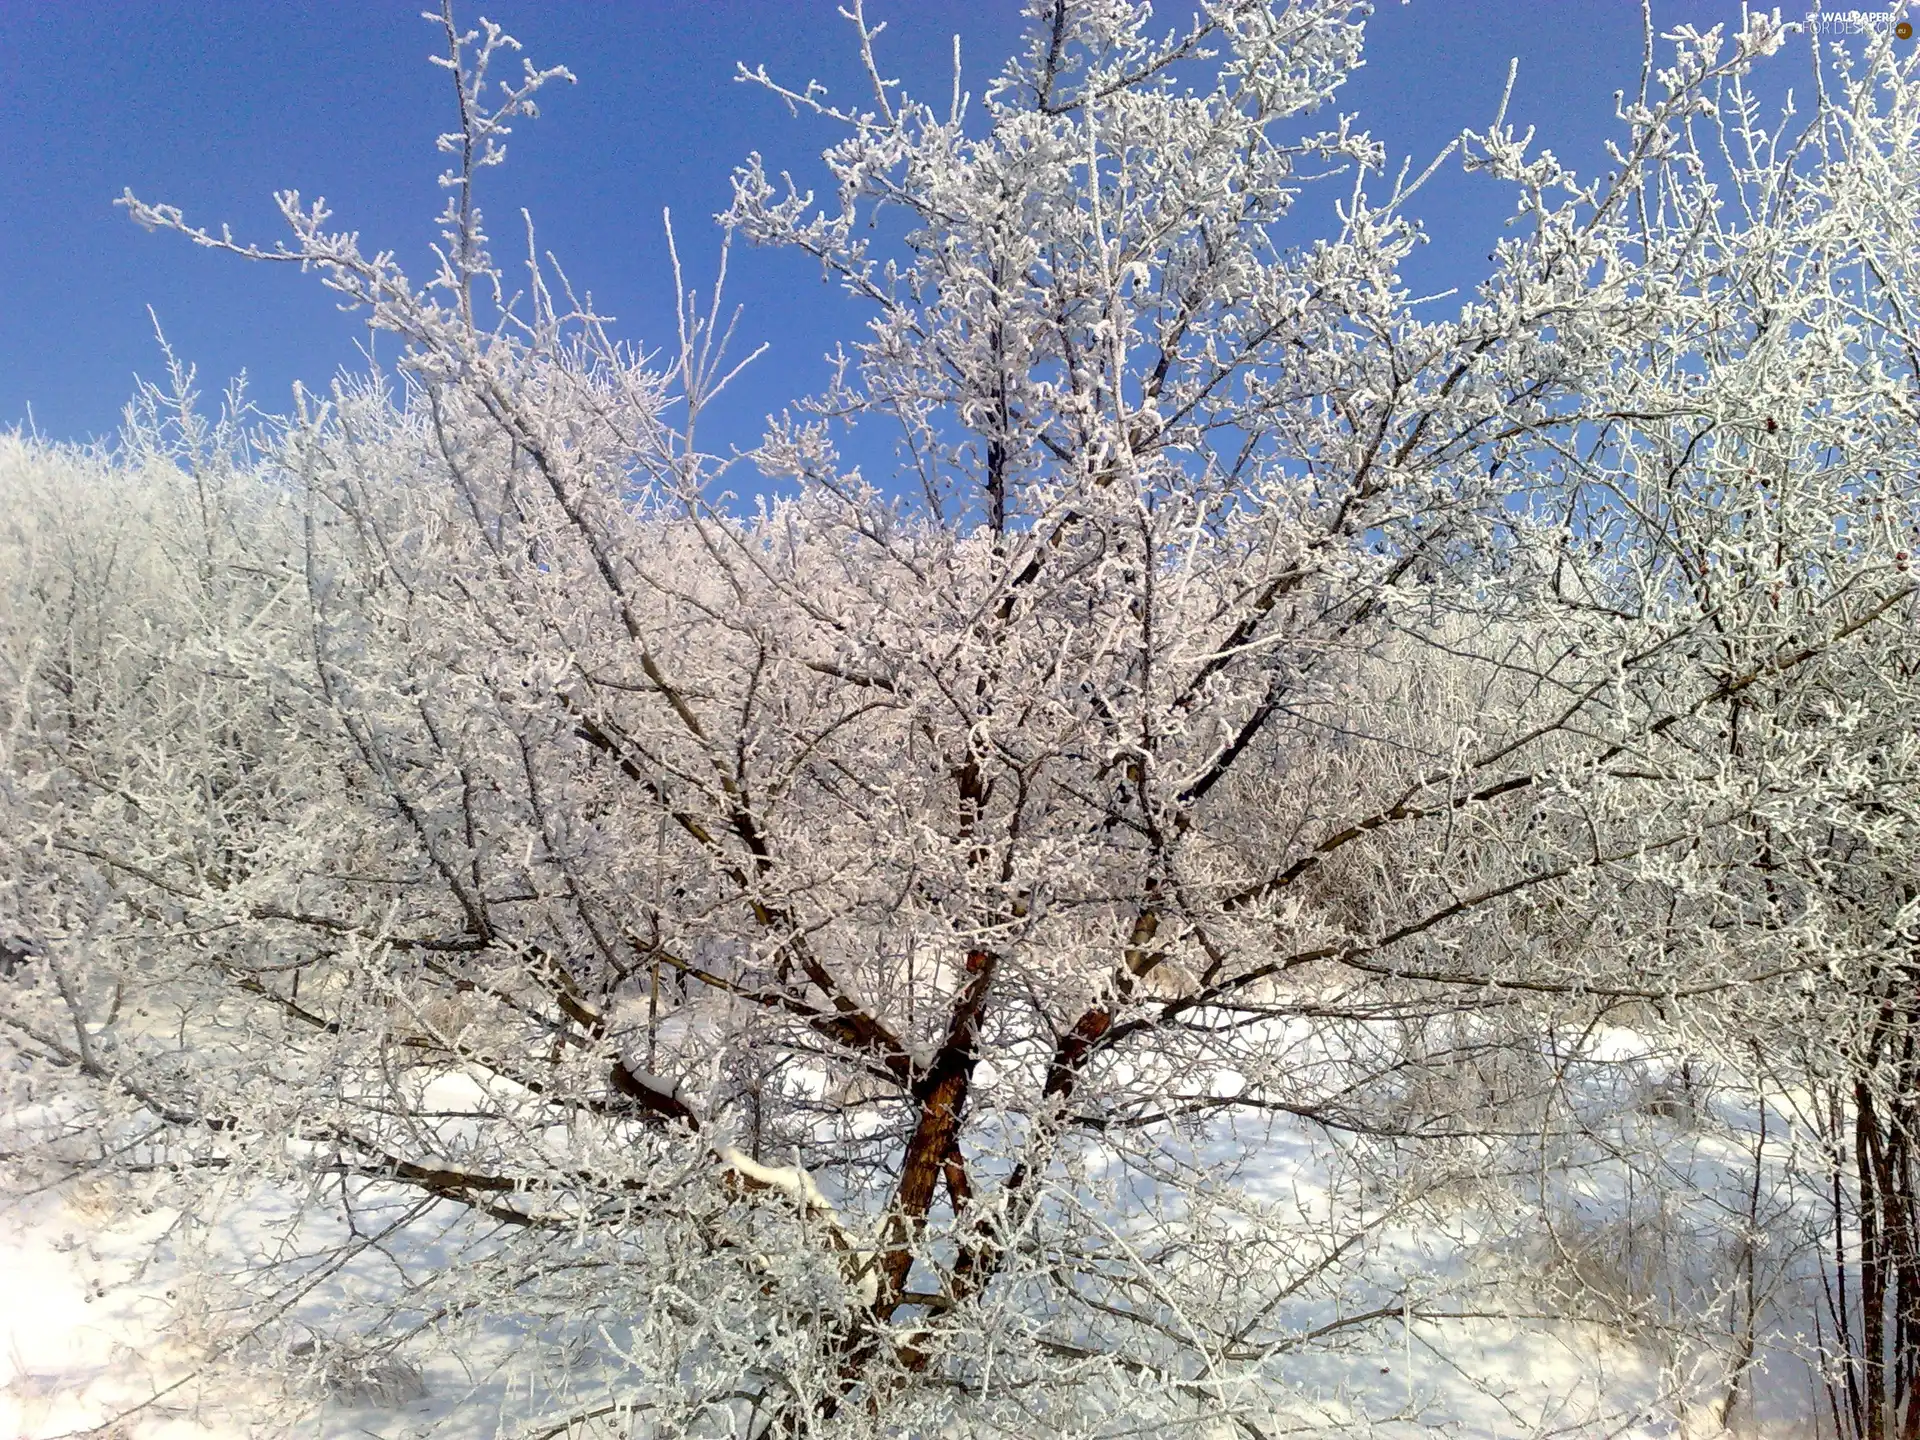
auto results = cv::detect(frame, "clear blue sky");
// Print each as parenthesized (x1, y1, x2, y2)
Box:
(0, 2, 1868, 462)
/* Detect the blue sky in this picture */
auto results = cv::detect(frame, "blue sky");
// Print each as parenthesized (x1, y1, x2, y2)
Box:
(0, 1, 1871, 463)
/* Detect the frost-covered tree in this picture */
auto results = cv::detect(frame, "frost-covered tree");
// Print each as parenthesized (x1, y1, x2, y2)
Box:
(11, 2, 1920, 1436)
(1541, 32, 1920, 1432)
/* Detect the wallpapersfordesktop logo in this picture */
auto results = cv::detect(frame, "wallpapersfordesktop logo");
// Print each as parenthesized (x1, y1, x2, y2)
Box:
(1813, 9, 1914, 36)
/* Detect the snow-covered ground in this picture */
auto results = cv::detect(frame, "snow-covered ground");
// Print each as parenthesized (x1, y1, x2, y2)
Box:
(2, 1186, 224, 1439)
(2, 1036, 1834, 1439)
(0, 1182, 1681, 1440)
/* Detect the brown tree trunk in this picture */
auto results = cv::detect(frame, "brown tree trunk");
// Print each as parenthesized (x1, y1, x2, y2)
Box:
(876, 949, 996, 1317)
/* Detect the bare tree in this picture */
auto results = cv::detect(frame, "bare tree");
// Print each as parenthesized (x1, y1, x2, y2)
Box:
(15, 2, 1920, 1436)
